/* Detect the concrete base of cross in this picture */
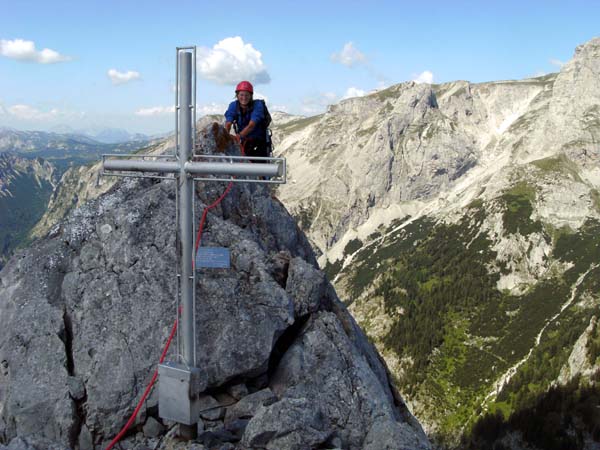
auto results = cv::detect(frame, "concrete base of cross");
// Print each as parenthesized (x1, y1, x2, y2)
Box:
(158, 362, 207, 426)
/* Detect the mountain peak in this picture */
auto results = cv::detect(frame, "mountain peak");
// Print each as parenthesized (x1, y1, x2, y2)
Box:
(574, 36, 600, 57)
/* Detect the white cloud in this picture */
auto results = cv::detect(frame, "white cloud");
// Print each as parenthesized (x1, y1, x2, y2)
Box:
(0, 38, 71, 63)
(4, 103, 84, 123)
(413, 70, 434, 84)
(342, 87, 367, 100)
(8, 104, 60, 120)
(197, 103, 227, 116)
(331, 42, 366, 68)
(135, 106, 175, 116)
(550, 58, 565, 68)
(197, 37, 270, 85)
(253, 91, 269, 102)
(108, 69, 141, 85)
(301, 92, 338, 114)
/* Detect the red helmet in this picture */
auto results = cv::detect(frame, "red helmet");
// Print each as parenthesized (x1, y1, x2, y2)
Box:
(235, 81, 253, 94)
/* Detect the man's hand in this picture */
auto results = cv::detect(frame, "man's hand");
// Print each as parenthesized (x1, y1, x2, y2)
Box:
(233, 134, 241, 144)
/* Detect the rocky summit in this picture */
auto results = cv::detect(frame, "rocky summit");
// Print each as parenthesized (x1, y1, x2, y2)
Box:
(0, 125, 430, 450)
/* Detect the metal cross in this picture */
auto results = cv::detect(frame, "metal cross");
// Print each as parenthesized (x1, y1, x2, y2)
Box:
(101, 47, 285, 430)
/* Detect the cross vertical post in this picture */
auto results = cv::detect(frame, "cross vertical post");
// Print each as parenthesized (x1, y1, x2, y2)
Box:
(178, 50, 195, 367)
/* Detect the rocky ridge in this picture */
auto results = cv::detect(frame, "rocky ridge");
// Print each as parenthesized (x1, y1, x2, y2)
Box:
(272, 39, 600, 267)
(0, 125, 430, 450)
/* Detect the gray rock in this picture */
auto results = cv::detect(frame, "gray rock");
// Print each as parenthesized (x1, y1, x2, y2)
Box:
(2, 438, 34, 450)
(203, 419, 224, 431)
(142, 417, 165, 438)
(78, 424, 93, 450)
(224, 418, 249, 440)
(188, 445, 207, 450)
(224, 388, 277, 425)
(213, 391, 236, 408)
(197, 429, 236, 447)
(226, 383, 249, 400)
(285, 257, 327, 317)
(198, 394, 225, 421)
(269, 311, 430, 449)
(67, 376, 86, 401)
(1, 436, 67, 450)
(242, 397, 330, 449)
(363, 418, 431, 450)
(329, 436, 343, 448)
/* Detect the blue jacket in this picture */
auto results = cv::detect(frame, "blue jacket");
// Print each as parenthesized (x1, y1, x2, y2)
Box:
(224, 100, 267, 141)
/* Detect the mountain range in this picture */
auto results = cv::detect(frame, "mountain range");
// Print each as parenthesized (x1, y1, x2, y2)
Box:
(269, 37, 600, 448)
(49, 126, 152, 144)
(1, 37, 599, 450)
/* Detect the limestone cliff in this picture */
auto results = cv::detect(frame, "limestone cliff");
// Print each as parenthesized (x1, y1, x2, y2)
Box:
(271, 37, 600, 448)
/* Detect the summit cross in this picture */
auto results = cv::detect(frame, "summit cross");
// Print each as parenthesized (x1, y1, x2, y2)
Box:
(101, 47, 285, 432)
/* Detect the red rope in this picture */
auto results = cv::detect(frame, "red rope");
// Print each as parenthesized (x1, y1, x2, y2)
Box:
(105, 314, 179, 450)
(106, 139, 245, 449)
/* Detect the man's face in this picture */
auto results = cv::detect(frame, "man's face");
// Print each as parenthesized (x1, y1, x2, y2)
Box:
(237, 90, 252, 106)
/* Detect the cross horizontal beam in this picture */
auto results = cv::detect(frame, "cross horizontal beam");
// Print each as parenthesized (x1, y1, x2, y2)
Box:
(103, 157, 284, 179)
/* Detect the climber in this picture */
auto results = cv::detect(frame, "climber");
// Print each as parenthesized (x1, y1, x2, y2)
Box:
(224, 80, 272, 162)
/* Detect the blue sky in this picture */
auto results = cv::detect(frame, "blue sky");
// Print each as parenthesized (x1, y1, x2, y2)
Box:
(1, 0, 599, 135)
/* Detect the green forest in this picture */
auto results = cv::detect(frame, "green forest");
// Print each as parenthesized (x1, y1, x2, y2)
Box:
(338, 197, 600, 447)
(0, 169, 54, 269)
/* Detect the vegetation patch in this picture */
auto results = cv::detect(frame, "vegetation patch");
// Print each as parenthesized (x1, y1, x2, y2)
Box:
(554, 219, 600, 283)
(530, 153, 582, 181)
(357, 125, 379, 137)
(374, 85, 402, 101)
(586, 319, 600, 366)
(344, 217, 435, 300)
(590, 189, 600, 213)
(0, 171, 54, 268)
(323, 258, 343, 281)
(343, 238, 363, 256)
(278, 114, 323, 134)
(500, 182, 543, 236)
(464, 377, 600, 450)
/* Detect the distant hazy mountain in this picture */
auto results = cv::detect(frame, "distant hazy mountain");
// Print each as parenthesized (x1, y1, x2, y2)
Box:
(92, 128, 149, 143)
(50, 125, 151, 144)
(0, 128, 157, 172)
